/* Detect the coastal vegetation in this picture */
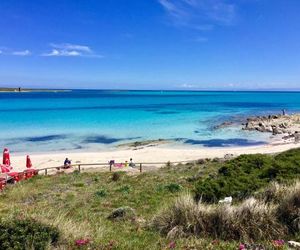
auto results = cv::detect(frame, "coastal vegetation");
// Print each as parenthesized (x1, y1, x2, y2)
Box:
(194, 148, 300, 202)
(0, 149, 299, 249)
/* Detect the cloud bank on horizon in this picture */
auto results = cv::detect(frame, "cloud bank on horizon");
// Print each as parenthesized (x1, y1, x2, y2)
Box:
(0, 0, 300, 90)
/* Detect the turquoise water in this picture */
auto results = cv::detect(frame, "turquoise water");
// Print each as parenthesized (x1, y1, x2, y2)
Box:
(1, 90, 300, 152)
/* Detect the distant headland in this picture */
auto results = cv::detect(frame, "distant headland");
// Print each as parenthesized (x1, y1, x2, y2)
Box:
(0, 87, 71, 93)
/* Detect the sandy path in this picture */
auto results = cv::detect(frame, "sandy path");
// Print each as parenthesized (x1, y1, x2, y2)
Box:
(8, 142, 300, 172)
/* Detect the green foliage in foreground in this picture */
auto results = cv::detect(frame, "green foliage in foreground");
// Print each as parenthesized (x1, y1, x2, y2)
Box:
(0, 148, 299, 249)
(194, 148, 300, 202)
(0, 218, 60, 250)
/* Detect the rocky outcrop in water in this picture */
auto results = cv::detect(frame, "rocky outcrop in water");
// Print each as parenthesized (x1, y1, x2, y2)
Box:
(243, 114, 300, 142)
(211, 113, 300, 143)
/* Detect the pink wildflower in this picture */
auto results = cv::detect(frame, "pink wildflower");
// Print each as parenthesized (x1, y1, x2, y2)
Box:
(75, 238, 90, 246)
(169, 241, 176, 249)
(272, 240, 285, 247)
(239, 243, 246, 250)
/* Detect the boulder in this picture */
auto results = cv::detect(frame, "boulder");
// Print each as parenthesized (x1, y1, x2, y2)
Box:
(107, 206, 136, 221)
(272, 126, 283, 135)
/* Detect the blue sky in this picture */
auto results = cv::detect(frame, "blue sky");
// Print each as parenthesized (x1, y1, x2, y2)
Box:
(0, 0, 300, 90)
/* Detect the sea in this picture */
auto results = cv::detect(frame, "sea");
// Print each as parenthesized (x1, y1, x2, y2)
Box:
(1, 90, 300, 153)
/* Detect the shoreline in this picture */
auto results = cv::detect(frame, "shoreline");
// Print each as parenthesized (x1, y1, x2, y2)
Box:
(9, 141, 300, 172)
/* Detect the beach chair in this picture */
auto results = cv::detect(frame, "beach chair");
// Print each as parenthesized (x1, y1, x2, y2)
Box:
(0, 176, 7, 191)
(24, 168, 38, 179)
(7, 171, 25, 183)
(1, 164, 25, 183)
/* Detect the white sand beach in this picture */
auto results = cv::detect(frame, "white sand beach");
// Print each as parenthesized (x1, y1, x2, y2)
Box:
(9, 141, 300, 173)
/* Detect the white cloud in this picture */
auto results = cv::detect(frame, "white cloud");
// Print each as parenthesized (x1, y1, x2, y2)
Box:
(12, 50, 31, 56)
(50, 43, 92, 53)
(0, 48, 31, 56)
(42, 49, 82, 57)
(42, 43, 102, 58)
(158, 0, 237, 28)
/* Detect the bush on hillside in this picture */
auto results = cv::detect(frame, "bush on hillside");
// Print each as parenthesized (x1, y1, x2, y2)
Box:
(151, 194, 286, 241)
(152, 181, 300, 241)
(194, 149, 300, 202)
(276, 182, 300, 233)
(0, 218, 60, 250)
(94, 189, 108, 198)
(164, 183, 182, 193)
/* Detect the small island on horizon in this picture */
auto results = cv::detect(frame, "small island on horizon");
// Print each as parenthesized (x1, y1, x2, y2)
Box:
(0, 87, 71, 93)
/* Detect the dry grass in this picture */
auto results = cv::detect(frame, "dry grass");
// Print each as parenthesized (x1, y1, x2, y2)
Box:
(255, 181, 300, 233)
(151, 181, 300, 242)
(276, 182, 300, 233)
(4, 207, 100, 243)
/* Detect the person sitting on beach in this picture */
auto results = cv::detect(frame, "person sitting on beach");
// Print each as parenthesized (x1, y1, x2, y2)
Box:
(129, 158, 135, 167)
(63, 158, 72, 169)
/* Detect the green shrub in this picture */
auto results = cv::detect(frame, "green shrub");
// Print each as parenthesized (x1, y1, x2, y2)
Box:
(95, 189, 107, 198)
(0, 218, 60, 250)
(194, 149, 300, 202)
(73, 182, 85, 187)
(165, 183, 182, 193)
(117, 185, 131, 194)
(73, 170, 80, 175)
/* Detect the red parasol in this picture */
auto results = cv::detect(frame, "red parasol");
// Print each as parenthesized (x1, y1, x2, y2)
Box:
(26, 155, 32, 168)
(3, 148, 10, 166)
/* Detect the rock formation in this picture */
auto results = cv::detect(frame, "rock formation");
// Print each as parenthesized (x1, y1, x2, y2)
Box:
(243, 113, 300, 142)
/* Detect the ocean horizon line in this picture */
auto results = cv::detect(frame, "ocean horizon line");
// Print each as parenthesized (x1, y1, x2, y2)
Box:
(1, 87, 300, 93)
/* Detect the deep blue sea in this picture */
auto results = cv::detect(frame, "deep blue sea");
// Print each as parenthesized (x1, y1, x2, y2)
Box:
(1, 90, 300, 152)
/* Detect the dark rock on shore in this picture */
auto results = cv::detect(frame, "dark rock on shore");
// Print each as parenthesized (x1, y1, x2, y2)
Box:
(242, 113, 300, 142)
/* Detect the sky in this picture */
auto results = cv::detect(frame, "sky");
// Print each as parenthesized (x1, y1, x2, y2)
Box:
(0, 0, 300, 90)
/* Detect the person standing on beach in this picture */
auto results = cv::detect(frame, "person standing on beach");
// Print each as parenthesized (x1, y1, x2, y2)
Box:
(282, 109, 286, 116)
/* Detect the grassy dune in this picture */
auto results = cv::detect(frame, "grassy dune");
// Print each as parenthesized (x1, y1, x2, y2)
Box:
(0, 149, 300, 249)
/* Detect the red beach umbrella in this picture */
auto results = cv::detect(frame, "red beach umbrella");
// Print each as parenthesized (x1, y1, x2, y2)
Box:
(26, 155, 32, 168)
(3, 148, 10, 166)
